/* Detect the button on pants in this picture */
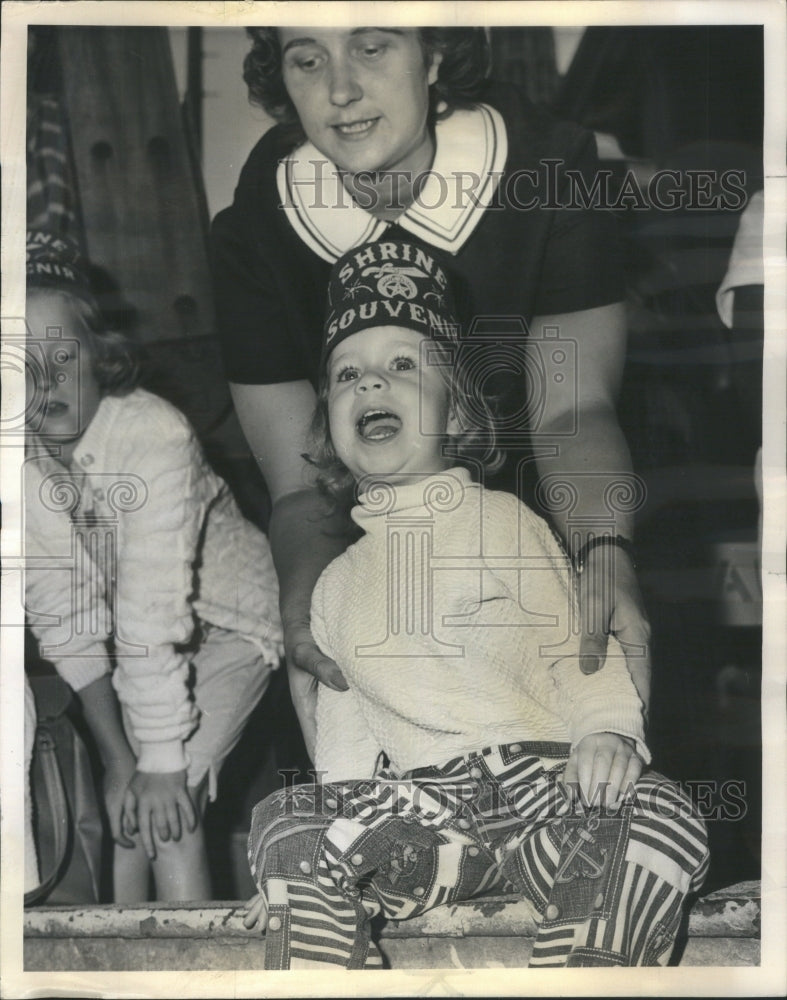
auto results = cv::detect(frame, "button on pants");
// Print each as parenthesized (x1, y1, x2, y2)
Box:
(248, 742, 709, 969)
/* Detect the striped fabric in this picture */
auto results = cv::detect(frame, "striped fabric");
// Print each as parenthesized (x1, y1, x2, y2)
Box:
(27, 94, 78, 237)
(249, 742, 709, 969)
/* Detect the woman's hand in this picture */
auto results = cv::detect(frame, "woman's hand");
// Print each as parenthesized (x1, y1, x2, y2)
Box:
(563, 732, 644, 807)
(577, 544, 652, 710)
(122, 769, 198, 860)
(286, 621, 348, 693)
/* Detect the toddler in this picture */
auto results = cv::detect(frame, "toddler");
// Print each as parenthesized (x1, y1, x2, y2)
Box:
(24, 230, 283, 901)
(248, 239, 709, 968)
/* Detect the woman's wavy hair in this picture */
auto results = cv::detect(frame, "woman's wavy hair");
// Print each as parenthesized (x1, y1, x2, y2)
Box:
(243, 27, 490, 138)
(308, 338, 505, 514)
(28, 287, 141, 396)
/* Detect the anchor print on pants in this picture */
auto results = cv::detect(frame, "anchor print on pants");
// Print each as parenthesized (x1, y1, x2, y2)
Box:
(544, 810, 631, 922)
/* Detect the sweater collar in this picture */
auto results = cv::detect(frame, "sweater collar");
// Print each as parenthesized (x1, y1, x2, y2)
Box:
(352, 466, 476, 530)
(277, 104, 508, 262)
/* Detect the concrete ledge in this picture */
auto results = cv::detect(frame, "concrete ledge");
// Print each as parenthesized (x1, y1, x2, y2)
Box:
(23, 880, 760, 970)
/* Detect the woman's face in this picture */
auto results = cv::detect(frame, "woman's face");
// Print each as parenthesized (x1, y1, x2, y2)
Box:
(279, 27, 441, 177)
(25, 291, 103, 462)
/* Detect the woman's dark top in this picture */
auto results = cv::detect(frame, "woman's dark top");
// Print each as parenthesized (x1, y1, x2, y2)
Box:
(211, 83, 624, 391)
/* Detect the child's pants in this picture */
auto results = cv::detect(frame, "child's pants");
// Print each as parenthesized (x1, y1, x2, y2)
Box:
(123, 624, 274, 800)
(248, 741, 709, 969)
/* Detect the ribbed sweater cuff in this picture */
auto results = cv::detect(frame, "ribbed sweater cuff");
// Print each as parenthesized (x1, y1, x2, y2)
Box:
(569, 698, 651, 765)
(136, 739, 189, 774)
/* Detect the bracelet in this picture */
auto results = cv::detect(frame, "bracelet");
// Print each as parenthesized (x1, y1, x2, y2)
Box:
(572, 534, 637, 574)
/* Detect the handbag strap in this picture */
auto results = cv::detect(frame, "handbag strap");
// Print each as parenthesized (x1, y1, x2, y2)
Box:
(24, 721, 71, 907)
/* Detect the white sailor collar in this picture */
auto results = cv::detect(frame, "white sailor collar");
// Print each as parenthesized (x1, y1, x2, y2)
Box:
(277, 103, 508, 262)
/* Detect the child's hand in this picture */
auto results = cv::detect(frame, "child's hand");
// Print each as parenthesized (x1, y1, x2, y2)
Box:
(122, 769, 198, 860)
(563, 732, 643, 808)
(243, 890, 269, 932)
(102, 750, 137, 848)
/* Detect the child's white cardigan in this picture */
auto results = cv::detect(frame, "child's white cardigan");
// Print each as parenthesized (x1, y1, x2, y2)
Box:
(25, 388, 283, 774)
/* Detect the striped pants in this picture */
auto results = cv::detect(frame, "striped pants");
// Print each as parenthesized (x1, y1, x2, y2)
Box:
(248, 742, 709, 969)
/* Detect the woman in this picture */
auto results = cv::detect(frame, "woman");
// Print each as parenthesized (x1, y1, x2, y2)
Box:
(210, 26, 650, 756)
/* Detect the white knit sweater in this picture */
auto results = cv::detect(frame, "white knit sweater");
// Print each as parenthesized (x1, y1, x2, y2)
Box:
(25, 389, 283, 773)
(312, 468, 648, 781)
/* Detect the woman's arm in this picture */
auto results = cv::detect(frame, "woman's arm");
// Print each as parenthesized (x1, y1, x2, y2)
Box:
(229, 381, 351, 752)
(527, 302, 651, 708)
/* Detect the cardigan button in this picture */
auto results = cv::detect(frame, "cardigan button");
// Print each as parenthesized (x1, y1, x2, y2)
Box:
(268, 916, 282, 932)
(469, 766, 483, 780)
(413, 886, 425, 897)
(351, 853, 364, 867)
(325, 797, 338, 810)
(458, 818, 471, 830)
(468, 846, 480, 858)
(594, 892, 605, 909)
(509, 743, 523, 753)
(299, 861, 312, 875)
(545, 904, 560, 920)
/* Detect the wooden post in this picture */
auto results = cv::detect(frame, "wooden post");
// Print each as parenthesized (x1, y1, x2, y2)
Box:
(57, 27, 214, 346)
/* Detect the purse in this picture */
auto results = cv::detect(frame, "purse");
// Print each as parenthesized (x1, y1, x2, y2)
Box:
(24, 672, 104, 906)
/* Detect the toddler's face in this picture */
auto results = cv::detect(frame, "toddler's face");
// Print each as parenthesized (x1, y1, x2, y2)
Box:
(326, 325, 460, 485)
(26, 291, 103, 462)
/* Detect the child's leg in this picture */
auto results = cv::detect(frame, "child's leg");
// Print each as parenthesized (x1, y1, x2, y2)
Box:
(249, 772, 510, 970)
(149, 778, 211, 901)
(506, 770, 709, 967)
(114, 625, 272, 903)
(113, 777, 211, 902)
(113, 840, 152, 903)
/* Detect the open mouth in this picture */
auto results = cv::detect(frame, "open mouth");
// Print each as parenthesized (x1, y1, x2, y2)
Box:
(356, 408, 402, 442)
(333, 118, 378, 137)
